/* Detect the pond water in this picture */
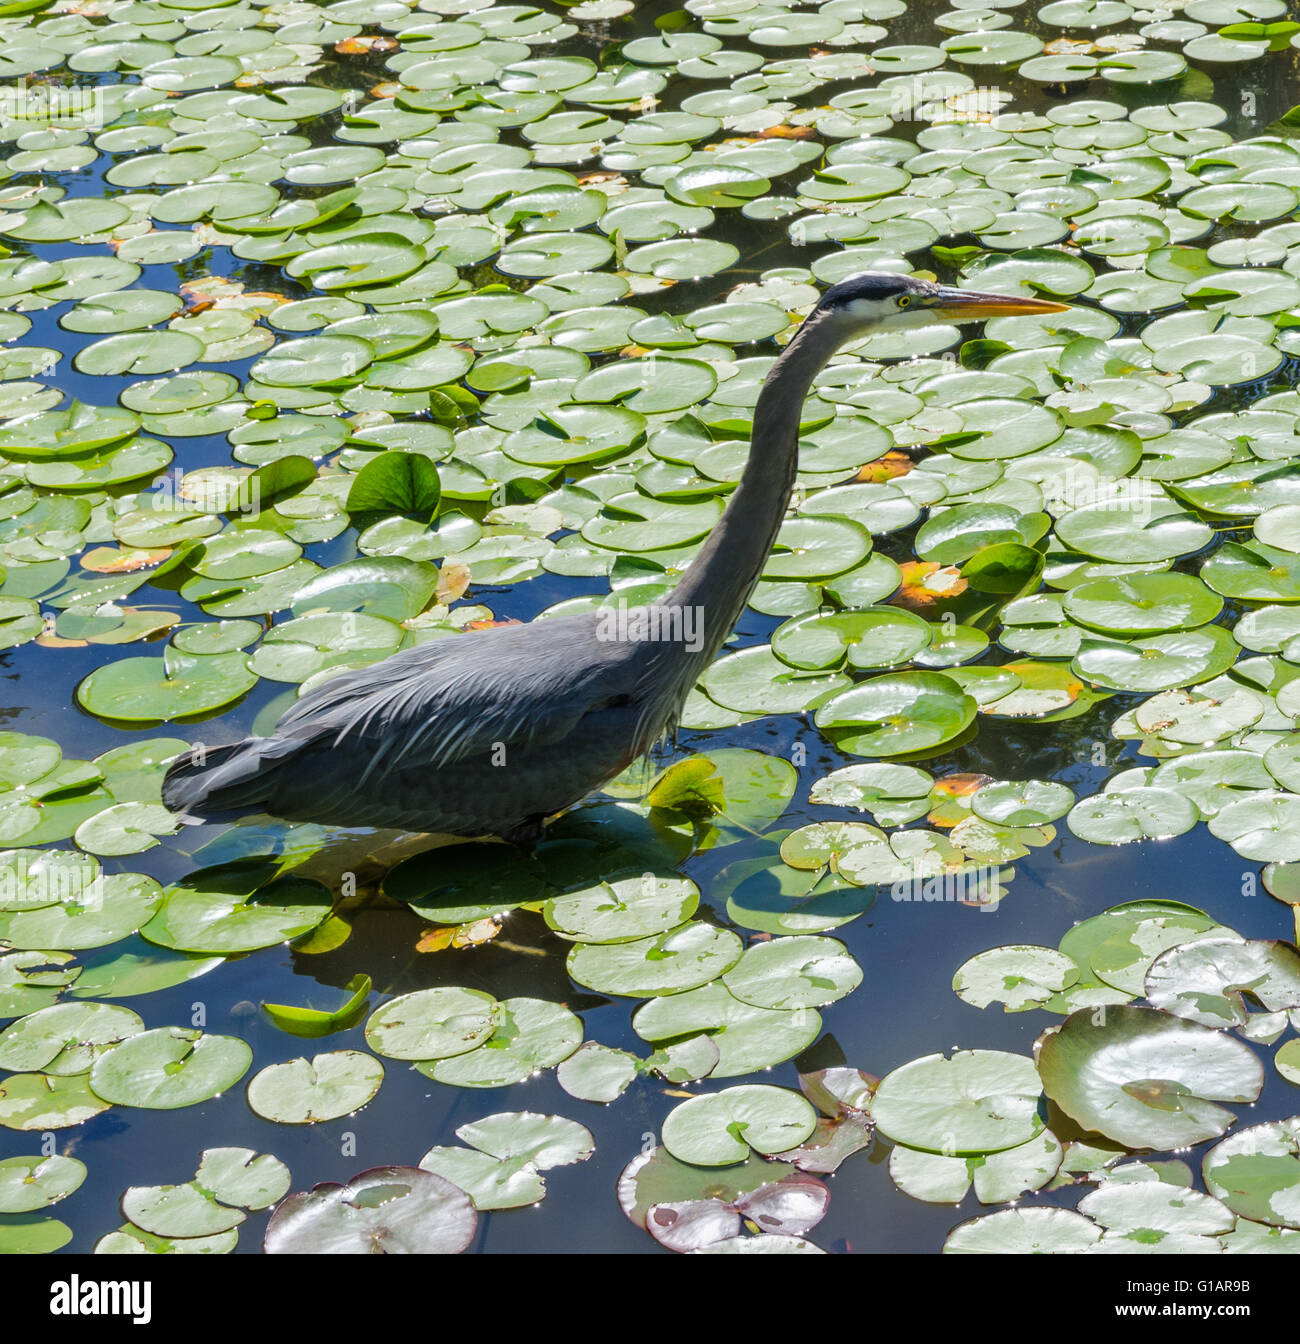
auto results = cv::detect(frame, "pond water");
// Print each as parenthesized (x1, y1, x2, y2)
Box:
(4, 0, 1300, 1256)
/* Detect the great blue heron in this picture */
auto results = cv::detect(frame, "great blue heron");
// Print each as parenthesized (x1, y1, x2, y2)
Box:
(162, 273, 1067, 846)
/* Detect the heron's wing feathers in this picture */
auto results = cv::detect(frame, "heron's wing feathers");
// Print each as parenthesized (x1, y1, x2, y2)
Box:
(274, 615, 637, 781)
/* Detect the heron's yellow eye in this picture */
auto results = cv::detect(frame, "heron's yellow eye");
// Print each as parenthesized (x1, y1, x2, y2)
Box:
(897, 296, 911, 308)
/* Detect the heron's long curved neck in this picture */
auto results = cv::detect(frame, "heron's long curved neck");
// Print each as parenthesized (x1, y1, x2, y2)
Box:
(663, 310, 843, 660)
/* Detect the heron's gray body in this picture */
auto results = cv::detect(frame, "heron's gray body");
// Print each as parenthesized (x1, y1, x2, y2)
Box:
(162, 274, 1065, 842)
(163, 610, 690, 844)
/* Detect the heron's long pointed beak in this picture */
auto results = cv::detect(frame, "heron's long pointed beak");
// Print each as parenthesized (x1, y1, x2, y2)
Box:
(928, 286, 1071, 319)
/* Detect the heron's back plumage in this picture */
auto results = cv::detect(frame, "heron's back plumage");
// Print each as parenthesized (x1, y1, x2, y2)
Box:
(163, 612, 669, 840)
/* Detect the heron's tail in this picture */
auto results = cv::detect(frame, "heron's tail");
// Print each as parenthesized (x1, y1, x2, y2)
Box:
(162, 738, 286, 824)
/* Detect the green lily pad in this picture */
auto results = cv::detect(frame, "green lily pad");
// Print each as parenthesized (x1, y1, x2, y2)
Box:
(1037, 1005, 1264, 1149)
(142, 868, 332, 954)
(814, 672, 977, 757)
(76, 649, 259, 723)
(1067, 787, 1198, 844)
(1203, 1119, 1300, 1229)
(953, 946, 1080, 1012)
(0, 1154, 86, 1213)
(632, 982, 820, 1079)
(0, 1001, 143, 1075)
(419, 1111, 594, 1210)
(872, 1050, 1045, 1155)
(721, 936, 862, 1010)
(944, 1206, 1102, 1253)
(661, 1085, 817, 1167)
(1145, 938, 1300, 1028)
(566, 922, 743, 997)
(556, 1042, 640, 1104)
(364, 986, 500, 1062)
(417, 997, 582, 1088)
(544, 870, 699, 944)
(88, 1027, 252, 1110)
(246, 1050, 384, 1124)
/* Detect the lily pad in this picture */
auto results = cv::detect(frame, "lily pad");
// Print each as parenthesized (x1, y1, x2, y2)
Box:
(419, 1111, 594, 1210)
(661, 1086, 817, 1167)
(246, 1051, 384, 1125)
(264, 1167, 475, 1255)
(88, 1027, 252, 1110)
(872, 1050, 1045, 1155)
(1037, 1006, 1264, 1149)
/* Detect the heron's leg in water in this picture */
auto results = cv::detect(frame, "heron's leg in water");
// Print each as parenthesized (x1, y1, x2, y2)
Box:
(501, 815, 548, 851)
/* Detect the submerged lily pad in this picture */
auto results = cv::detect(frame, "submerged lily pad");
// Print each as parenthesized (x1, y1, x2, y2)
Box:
(1203, 1119, 1300, 1230)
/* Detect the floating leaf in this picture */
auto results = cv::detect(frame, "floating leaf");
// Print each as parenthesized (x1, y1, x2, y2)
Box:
(264, 1167, 475, 1255)
(1037, 1006, 1264, 1149)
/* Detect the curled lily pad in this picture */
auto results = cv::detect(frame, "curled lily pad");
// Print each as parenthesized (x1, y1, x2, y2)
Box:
(264, 1167, 475, 1255)
(618, 1145, 796, 1231)
(648, 1174, 829, 1253)
(262, 974, 371, 1039)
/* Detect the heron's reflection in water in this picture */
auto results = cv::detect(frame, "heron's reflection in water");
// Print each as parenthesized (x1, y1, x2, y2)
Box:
(199, 807, 662, 1013)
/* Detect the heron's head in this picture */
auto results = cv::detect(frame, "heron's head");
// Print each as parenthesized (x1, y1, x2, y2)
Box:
(815, 271, 1070, 334)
